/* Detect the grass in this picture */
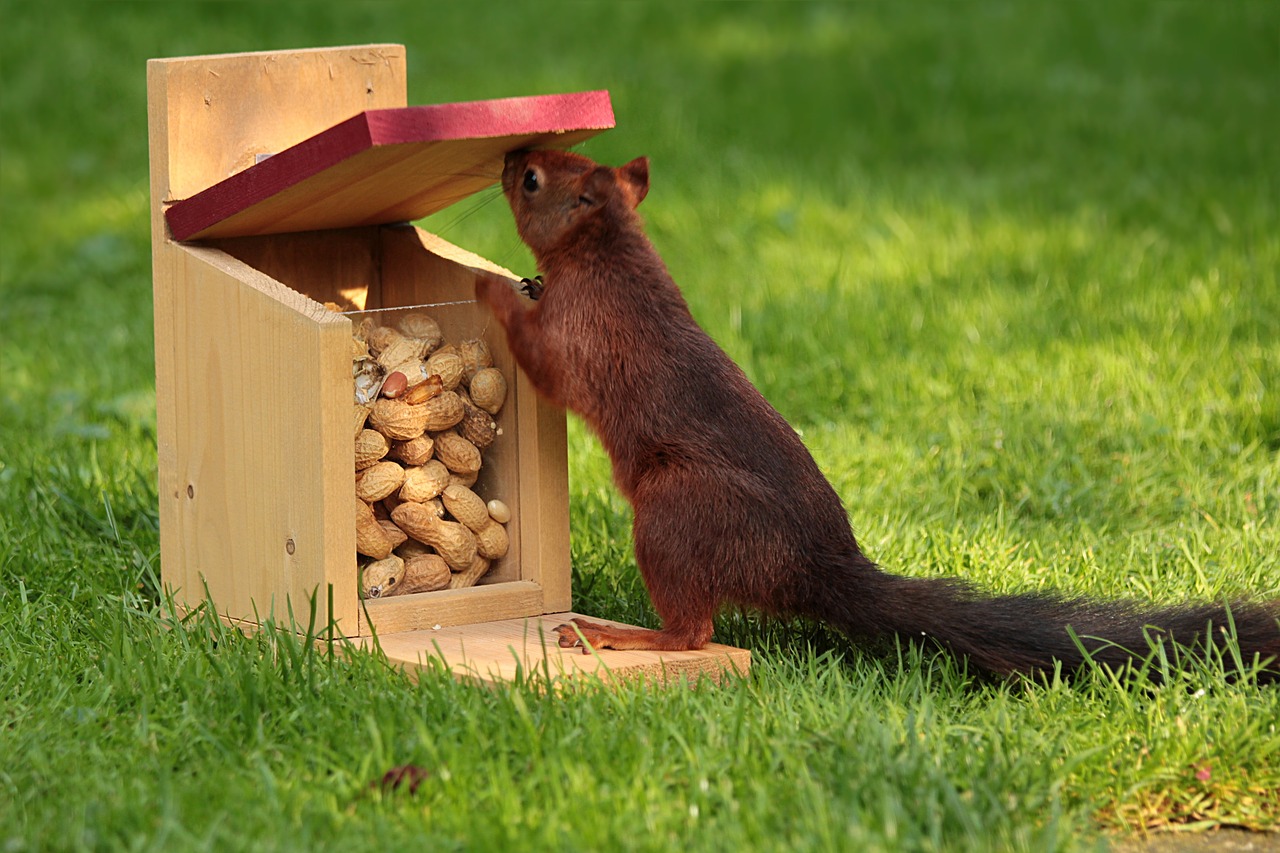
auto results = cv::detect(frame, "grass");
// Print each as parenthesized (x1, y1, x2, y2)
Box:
(2, 1, 1279, 850)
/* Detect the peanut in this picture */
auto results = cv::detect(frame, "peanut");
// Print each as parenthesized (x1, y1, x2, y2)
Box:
(355, 460, 406, 503)
(400, 460, 451, 503)
(355, 428, 390, 470)
(388, 434, 435, 466)
(356, 498, 393, 560)
(403, 374, 444, 404)
(449, 554, 492, 589)
(434, 431, 481, 476)
(369, 398, 429, 441)
(398, 553, 451, 594)
(391, 501, 478, 572)
(441, 484, 490, 532)
(486, 499, 512, 524)
(457, 338, 493, 384)
(469, 368, 507, 415)
(361, 555, 405, 599)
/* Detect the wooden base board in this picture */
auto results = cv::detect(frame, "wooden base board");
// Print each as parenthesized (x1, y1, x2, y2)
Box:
(354, 613, 751, 686)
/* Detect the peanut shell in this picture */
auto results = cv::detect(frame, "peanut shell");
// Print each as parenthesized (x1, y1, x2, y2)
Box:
(458, 403, 497, 449)
(366, 325, 402, 354)
(356, 498, 393, 560)
(398, 553, 451, 594)
(418, 391, 465, 432)
(457, 338, 493, 384)
(474, 520, 510, 560)
(392, 502, 477, 571)
(355, 428, 390, 470)
(355, 460, 406, 503)
(369, 398, 429, 441)
(449, 555, 492, 589)
(441, 484, 491, 532)
(361, 555, 405, 599)
(397, 312, 443, 351)
(425, 350, 465, 391)
(448, 470, 479, 489)
(354, 404, 373, 438)
(400, 460, 451, 503)
(434, 431, 482, 476)
(469, 368, 507, 415)
(389, 434, 435, 466)
(376, 519, 408, 551)
(376, 335, 424, 371)
(395, 539, 433, 560)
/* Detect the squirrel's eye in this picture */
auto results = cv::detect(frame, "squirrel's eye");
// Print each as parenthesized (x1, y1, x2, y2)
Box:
(523, 169, 539, 193)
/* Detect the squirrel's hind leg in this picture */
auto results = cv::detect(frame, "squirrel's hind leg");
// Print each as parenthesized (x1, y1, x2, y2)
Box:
(554, 615, 714, 654)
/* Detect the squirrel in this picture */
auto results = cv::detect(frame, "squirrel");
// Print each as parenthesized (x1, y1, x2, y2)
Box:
(474, 148, 1280, 681)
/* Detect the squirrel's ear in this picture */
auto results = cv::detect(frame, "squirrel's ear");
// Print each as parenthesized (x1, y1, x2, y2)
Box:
(618, 157, 649, 208)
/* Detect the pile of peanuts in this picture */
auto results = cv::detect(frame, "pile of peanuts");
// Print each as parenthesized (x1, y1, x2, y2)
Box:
(349, 310, 511, 599)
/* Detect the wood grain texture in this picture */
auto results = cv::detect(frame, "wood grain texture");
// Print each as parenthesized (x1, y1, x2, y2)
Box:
(207, 227, 382, 310)
(357, 581, 545, 636)
(163, 245, 355, 628)
(149, 45, 407, 204)
(354, 613, 752, 686)
(165, 91, 615, 240)
(148, 47, 397, 632)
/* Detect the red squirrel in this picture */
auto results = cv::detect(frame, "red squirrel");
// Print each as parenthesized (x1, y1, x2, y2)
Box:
(474, 148, 1280, 680)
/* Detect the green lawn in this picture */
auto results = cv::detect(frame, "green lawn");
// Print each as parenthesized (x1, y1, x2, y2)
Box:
(2, 2, 1279, 851)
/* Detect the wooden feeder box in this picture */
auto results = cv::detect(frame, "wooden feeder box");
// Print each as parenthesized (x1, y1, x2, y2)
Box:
(147, 45, 749, 685)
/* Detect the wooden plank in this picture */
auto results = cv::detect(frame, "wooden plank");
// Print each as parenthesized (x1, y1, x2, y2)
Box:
(355, 613, 752, 686)
(164, 244, 357, 630)
(148, 45, 407, 204)
(357, 581, 544, 636)
(207, 228, 381, 309)
(519, 373, 573, 612)
(164, 91, 615, 240)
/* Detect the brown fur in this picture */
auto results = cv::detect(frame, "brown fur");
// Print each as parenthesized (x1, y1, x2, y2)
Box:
(474, 149, 1280, 681)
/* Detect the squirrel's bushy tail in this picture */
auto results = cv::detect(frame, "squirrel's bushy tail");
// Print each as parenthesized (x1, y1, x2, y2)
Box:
(816, 562, 1280, 681)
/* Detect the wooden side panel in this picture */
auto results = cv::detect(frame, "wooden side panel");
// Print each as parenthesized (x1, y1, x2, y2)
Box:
(163, 245, 356, 629)
(518, 383, 573, 612)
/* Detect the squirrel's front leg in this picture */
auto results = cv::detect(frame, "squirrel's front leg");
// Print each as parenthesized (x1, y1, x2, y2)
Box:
(474, 271, 561, 402)
(474, 270, 526, 331)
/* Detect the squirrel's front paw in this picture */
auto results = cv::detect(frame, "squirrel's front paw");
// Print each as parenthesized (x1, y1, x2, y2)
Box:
(519, 275, 544, 301)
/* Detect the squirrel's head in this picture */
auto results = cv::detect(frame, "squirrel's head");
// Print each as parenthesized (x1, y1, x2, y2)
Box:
(501, 149, 649, 256)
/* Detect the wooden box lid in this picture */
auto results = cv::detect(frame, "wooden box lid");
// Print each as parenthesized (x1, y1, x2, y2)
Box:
(164, 90, 614, 241)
